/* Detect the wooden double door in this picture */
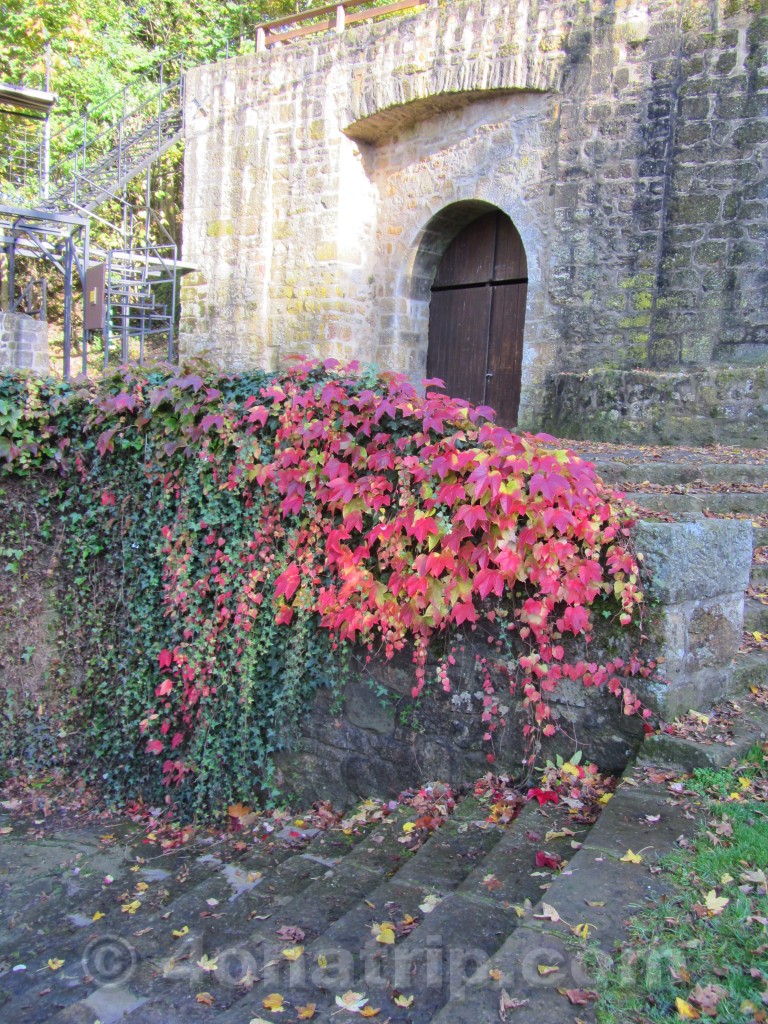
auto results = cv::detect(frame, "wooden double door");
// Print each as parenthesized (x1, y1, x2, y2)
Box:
(426, 210, 528, 427)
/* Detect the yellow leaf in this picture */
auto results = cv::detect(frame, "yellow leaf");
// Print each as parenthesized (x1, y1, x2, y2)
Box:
(739, 777, 752, 790)
(402, 822, 416, 834)
(196, 955, 218, 972)
(196, 991, 214, 1006)
(130, 864, 141, 872)
(372, 922, 396, 945)
(262, 992, 285, 1012)
(585, 900, 605, 907)
(47, 958, 64, 971)
(297, 1005, 317, 1020)
(394, 994, 414, 1007)
(720, 873, 734, 885)
(704, 890, 729, 916)
(620, 849, 643, 864)
(489, 968, 502, 981)
(135, 881, 149, 892)
(172, 925, 190, 938)
(675, 997, 701, 1019)
(513, 904, 527, 918)
(92, 911, 105, 921)
(537, 964, 560, 976)
(360, 1007, 381, 1018)
(599, 793, 613, 804)
(121, 900, 141, 914)
(282, 946, 304, 961)
(228, 802, 251, 818)
(572, 923, 590, 939)
(317, 953, 328, 968)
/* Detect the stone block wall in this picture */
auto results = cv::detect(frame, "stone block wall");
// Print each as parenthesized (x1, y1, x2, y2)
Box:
(181, 0, 768, 431)
(0, 311, 49, 374)
(275, 519, 754, 808)
(542, 365, 768, 446)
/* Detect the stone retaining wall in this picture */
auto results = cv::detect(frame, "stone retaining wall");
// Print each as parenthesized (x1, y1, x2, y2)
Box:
(542, 365, 768, 447)
(275, 519, 754, 807)
(0, 311, 49, 374)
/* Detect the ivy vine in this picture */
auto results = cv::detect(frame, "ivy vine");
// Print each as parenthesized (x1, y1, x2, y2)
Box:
(0, 360, 652, 817)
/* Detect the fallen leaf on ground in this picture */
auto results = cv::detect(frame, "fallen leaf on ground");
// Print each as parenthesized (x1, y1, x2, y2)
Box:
(689, 982, 727, 1016)
(499, 989, 528, 1018)
(262, 992, 285, 1012)
(172, 925, 189, 938)
(371, 922, 395, 944)
(675, 997, 701, 1019)
(620, 849, 643, 864)
(393, 994, 414, 1007)
(559, 988, 598, 1005)
(276, 925, 305, 942)
(46, 958, 64, 971)
(296, 1005, 316, 1021)
(534, 903, 561, 922)
(196, 955, 218, 972)
(121, 900, 141, 915)
(537, 964, 560, 976)
(703, 890, 729, 916)
(335, 991, 368, 1012)
(282, 946, 304, 961)
(195, 991, 214, 1005)
(418, 894, 442, 914)
(360, 1007, 380, 1017)
(92, 911, 105, 921)
(535, 851, 563, 870)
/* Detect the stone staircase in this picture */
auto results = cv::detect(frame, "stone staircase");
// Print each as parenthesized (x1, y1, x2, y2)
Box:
(0, 790, 602, 1024)
(583, 443, 768, 695)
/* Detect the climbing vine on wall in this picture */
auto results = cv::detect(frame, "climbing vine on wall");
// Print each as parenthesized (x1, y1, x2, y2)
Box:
(0, 360, 652, 816)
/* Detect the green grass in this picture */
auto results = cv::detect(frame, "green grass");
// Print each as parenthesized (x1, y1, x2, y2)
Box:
(594, 747, 768, 1023)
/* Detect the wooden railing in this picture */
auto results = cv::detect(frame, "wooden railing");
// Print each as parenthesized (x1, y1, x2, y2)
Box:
(253, 0, 435, 50)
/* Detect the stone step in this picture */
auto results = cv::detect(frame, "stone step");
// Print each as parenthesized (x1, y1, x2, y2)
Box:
(626, 490, 767, 517)
(286, 802, 586, 1024)
(744, 598, 768, 634)
(751, 564, 768, 587)
(594, 459, 768, 488)
(121, 799, 489, 1023)
(0, 806, 404, 1023)
(755, 527, 768, 549)
(430, 774, 703, 1024)
(0, 826, 272, 957)
(733, 650, 768, 692)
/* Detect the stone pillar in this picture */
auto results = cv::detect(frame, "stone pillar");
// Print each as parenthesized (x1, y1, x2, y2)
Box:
(635, 519, 754, 718)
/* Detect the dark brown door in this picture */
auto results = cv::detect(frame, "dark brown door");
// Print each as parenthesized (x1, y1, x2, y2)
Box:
(427, 210, 527, 426)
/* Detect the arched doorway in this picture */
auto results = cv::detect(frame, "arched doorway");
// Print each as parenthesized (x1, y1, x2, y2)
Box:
(426, 209, 527, 426)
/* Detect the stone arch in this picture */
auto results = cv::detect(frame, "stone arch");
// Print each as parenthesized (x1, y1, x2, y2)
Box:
(401, 200, 531, 425)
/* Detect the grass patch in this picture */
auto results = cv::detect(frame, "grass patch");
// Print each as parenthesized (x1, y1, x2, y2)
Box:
(594, 745, 768, 1023)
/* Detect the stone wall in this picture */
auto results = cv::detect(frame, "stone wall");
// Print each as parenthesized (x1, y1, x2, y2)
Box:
(275, 519, 754, 808)
(181, 0, 768, 431)
(543, 364, 768, 445)
(0, 311, 49, 374)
